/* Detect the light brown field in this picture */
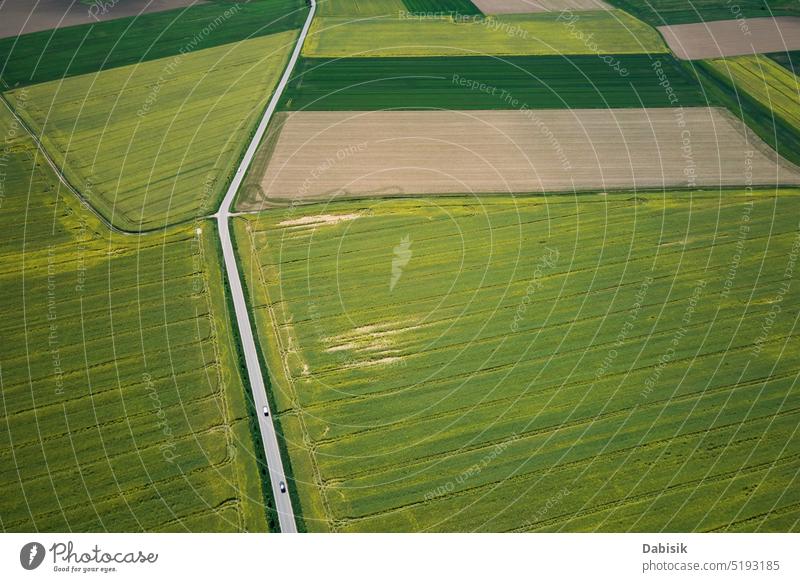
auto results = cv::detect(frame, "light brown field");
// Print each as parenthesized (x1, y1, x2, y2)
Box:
(0, 0, 205, 39)
(470, 0, 610, 14)
(658, 17, 800, 60)
(238, 108, 800, 209)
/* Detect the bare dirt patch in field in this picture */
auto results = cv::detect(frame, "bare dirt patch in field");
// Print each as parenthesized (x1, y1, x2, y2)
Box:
(0, 0, 206, 39)
(659, 17, 800, 60)
(470, 0, 610, 14)
(278, 213, 362, 228)
(238, 108, 800, 209)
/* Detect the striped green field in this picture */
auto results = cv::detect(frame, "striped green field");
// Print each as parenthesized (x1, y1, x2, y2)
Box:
(302, 10, 668, 57)
(318, 0, 407, 16)
(768, 51, 800, 75)
(0, 0, 308, 88)
(236, 192, 800, 532)
(402, 0, 483, 15)
(280, 54, 706, 110)
(705, 55, 800, 133)
(0, 107, 269, 532)
(3, 31, 297, 231)
(694, 55, 800, 167)
(606, 0, 800, 26)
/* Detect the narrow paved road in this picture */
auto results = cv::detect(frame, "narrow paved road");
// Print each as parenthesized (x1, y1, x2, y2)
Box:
(214, 0, 316, 533)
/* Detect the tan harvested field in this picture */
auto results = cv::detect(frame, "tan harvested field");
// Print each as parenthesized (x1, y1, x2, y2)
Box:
(239, 108, 800, 209)
(471, 0, 611, 14)
(659, 17, 800, 60)
(0, 0, 205, 39)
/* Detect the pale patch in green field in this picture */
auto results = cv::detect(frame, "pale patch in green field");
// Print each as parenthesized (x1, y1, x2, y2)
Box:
(236, 192, 800, 532)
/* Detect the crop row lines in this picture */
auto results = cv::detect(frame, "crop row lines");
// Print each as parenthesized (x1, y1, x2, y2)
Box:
(3, 435, 239, 531)
(312, 369, 795, 452)
(319, 378, 797, 485)
(2, 391, 225, 454)
(295, 314, 792, 410)
(519, 453, 800, 533)
(246, 226, 336, 527)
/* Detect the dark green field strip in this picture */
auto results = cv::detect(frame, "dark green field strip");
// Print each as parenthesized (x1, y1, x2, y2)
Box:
(0, 0, 307, 88)
(690, 59, 800, 167)
(768, 51, 800, 75)
(280, 54, 708, 110)
(605, 0, 799, 26)
(401, 0, 483, 15)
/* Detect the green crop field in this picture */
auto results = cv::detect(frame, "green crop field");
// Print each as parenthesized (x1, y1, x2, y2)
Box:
(606, 0, 799, 26)
(235, 191, 800, 532)
(302, 10, 667, 57)
(705, 55, 800, 131)
(401, 0, 483, 15)
(768, 51, 800, 75)
(280, 54, 706, 110)
(3, 31, 297, 231)
(693, 57, 800, 167)
(318, 0, 407, 17)
(0, 107, 269, 532)
(0, 0, 308, 89)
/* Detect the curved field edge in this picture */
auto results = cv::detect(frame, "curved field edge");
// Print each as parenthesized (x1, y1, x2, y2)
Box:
(0, 0, 309, 89)
(233, 191, 800, 532)
(0, 106, 269, 532)
(1, 30, 299, 233)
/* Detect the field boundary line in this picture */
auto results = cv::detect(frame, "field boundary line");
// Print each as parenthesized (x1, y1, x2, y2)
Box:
(0, 93, 135, 235)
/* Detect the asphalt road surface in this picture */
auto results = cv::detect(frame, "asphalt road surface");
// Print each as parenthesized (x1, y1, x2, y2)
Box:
(214, 0, 317, 533)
